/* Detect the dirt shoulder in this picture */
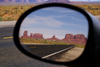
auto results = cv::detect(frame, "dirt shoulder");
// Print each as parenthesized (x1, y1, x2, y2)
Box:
(0, 21, 16, 28)
(54, 47, 84, 62)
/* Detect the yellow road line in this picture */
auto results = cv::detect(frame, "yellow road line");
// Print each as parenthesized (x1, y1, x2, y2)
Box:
(3, 36, 13, 39)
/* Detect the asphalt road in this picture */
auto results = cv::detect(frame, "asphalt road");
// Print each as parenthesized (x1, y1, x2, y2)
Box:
(22, 45, 75, 59)
(0, 27, 13, 40)
(0, 27, 67, 67)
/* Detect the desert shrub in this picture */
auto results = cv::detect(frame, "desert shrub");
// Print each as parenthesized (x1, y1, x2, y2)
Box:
(0, 17, 2, 21)
(0, 5, 100, 21)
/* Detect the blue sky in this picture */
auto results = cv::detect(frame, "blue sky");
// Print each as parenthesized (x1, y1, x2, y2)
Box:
(70, 0, 100, 1)
(19, 7, 88, 39)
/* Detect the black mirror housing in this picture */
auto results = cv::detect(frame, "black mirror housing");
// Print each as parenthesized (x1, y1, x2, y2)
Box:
(13, 3, 100, 67)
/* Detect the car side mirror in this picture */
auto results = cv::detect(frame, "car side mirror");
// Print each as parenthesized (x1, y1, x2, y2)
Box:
(13, 3, 100, 67)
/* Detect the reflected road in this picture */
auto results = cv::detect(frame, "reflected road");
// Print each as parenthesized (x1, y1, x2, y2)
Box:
(22, 45, 75, 59)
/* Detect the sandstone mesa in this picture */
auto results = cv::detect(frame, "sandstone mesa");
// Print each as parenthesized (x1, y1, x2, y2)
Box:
(21, 30, 87, 45)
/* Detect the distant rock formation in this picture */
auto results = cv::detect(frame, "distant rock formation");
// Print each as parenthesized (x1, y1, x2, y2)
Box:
(62, 34, 74, 41)
(30, 33, 33, 38)
(62, 34, 87, 45)
(46, 35, 60, 40)
(0, 0, 100, 4)
(21, 30, 87, 45)
(74, 34, 87, 45)
(21, 31, 44, 39)
(21, 30, 30, 38)
(33, 33, 44, 39)
(48, 0, 70, 3)
(0, 0, 49, 3)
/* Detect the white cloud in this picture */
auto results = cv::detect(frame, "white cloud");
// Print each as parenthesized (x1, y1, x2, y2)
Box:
(61, 10, 75, 13)
(49, 15, 66, 18)
(64, 22, 88, 29)
(71, 16, 87, 22)
(21, 15, 88, 30)
(21, 15, 64, 28)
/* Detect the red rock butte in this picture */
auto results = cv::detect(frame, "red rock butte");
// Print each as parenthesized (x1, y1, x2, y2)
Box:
(33, 33, 44, 39)
(62, 34, 87, 45)
(21, 31, 44, 39)
(21, 31, 87, 45)
(46, 35, 60, 41)
(21, 31, 30, 38)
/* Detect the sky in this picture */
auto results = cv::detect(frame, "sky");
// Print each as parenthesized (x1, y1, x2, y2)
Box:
(1, 0, 100, 2)
(0, 0, 100, 2)
(19, 7, 89, 39)
(70, 0, 100, 1)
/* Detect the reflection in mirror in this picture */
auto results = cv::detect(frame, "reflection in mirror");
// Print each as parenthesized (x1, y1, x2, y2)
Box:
(19, 7, 88, 62)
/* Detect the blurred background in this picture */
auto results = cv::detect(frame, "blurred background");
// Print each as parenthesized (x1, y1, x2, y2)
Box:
(0, 0, 100, 67)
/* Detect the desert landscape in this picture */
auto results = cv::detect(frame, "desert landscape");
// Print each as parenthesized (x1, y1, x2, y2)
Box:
(20, 30, 87, 48)
(0, 0, 100, 21)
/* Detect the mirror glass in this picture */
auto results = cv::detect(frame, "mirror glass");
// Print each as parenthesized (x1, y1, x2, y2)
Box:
(19, 7, 88, 62)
